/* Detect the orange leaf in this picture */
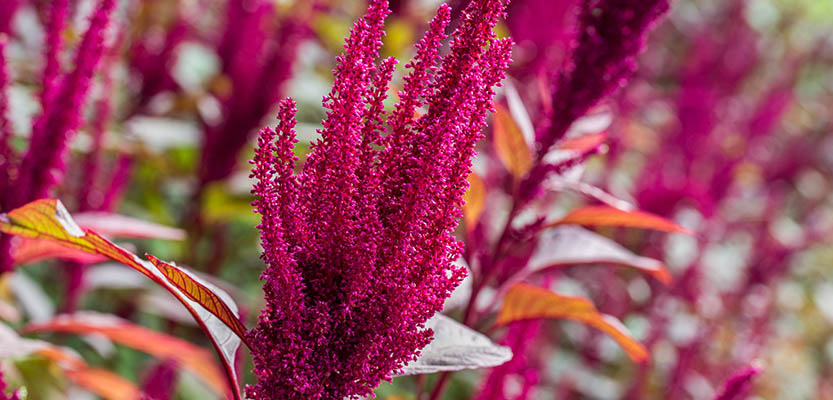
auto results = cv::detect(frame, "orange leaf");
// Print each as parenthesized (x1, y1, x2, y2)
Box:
(26, 312, 228, 397)
(147, 255, 249, 342)
(462, 173, 486, 231)
(495, 283, 648, 362)
(557, 132, 608, 153)
(493, 103, 533, 179)
(0, 199, 246, 399)
(550, 205, 693, 234)
(11, 237, 107, 266)
(37, 347, 140, 400)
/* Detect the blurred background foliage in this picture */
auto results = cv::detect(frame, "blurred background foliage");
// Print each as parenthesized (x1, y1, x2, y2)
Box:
(1, 0, 833, 399)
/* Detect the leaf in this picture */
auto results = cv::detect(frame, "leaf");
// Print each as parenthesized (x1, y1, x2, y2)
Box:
(557, 131, 608, 153)
(550, 205, 692, 234)
(493, 103, 533, 179)
(72, 212, 186, 240)
(36, 346, 141, 400)
(25, 312, 228, 397)
(528, 226, 671, 285)
(397, 314, 512, 376)
(0, 199, 246, 399)
(0, 323, 139, 400)
(495, 283, 648, 362)
(462, 173, 486, 231)
(11, 237, 107, 266)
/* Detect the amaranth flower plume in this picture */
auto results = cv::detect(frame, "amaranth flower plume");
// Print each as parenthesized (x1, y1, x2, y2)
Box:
(245, 0, 512, 398)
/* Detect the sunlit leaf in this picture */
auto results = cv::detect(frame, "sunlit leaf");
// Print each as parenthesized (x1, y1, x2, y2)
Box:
(493, 103, 533, 179)
(0, 199, 246, 399)
(495, 283, 648, 362)
(528, 226, 671, 285)
(397, 314, 512, 375)
(462, 173, 486, 231)
(25, 312, 228, 397)
(550, 205, 693, 234)
(72, 212, 186, 240)
(36, 346, 141, 400)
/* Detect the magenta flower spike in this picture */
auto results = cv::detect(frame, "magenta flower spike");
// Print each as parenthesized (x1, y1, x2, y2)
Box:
(246, 0, 511, 398)
(519, 0, 670, 202)
(13, 0, 115, 207)
(0, 0, 116, 273)
(0, 0, 20, 35)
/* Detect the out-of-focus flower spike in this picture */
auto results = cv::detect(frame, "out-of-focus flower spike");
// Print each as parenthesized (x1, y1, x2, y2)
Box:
(0, 368, 19, 400)
(140, 359, 178, 400)
(0, 35, 14, 208)
(41, 0, 69, 106)
(712, 365, 762, 400)
(14, 0, 116, 206)
(79, 37, 121, 212)
(99, 154, 133, 213)
(388, 4, 450, 135)
(0, 0, 20, 35)
(536, 0, 670, 155)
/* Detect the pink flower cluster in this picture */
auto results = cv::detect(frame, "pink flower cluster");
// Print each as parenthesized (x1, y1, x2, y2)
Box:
(246, 0, 511, 398)
(0, 0, 115, 273)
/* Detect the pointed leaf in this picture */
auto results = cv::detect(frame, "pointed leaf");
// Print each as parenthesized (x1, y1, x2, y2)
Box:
(36, 346, 141, 400)
(528, 226, 671, 285)
(0, 199, 246, 399)
(495, 283, 648, 362)
(11, 237, 107, 266)
(397, 314, 512, 376)
(557, 131, 608, 153)
(550, 205, 692, 234)
(72, 212, 186, 240)
(493, 103, 533, 179)
(25, 312, 228, 397)
(462, 173, 486, 231)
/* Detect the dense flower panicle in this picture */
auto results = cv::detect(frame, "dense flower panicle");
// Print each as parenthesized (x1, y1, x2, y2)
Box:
(712, 365, 761, 400)
(246, 0, 512, 398)
(517, 0, 669, 203)
(12, 0, 115, 207)
(474, 321, 542, 400)
(0, 0, 115, 274)
(536, 0, 670, 155)
(139, 359, 178, 400)
(41, 0, 70, 106)
(0, 0, 20, 35)
(0, 36, 13, 206)
(198, 0, 306, 185)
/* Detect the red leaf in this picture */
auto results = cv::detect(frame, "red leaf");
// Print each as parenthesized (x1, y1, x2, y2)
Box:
(494, 283, 648, 362)
(26, 312, 228, 397)
(11, 237, 106, 266)
(550, 205, 693, 234)
(493, 103, 534, 179)
(0, 199, 246, 399)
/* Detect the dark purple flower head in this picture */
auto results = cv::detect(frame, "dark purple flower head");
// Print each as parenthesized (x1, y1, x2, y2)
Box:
(537, 0, 670, 154)
(246, 0, 512, 398)
(518, 0, 669, 203)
